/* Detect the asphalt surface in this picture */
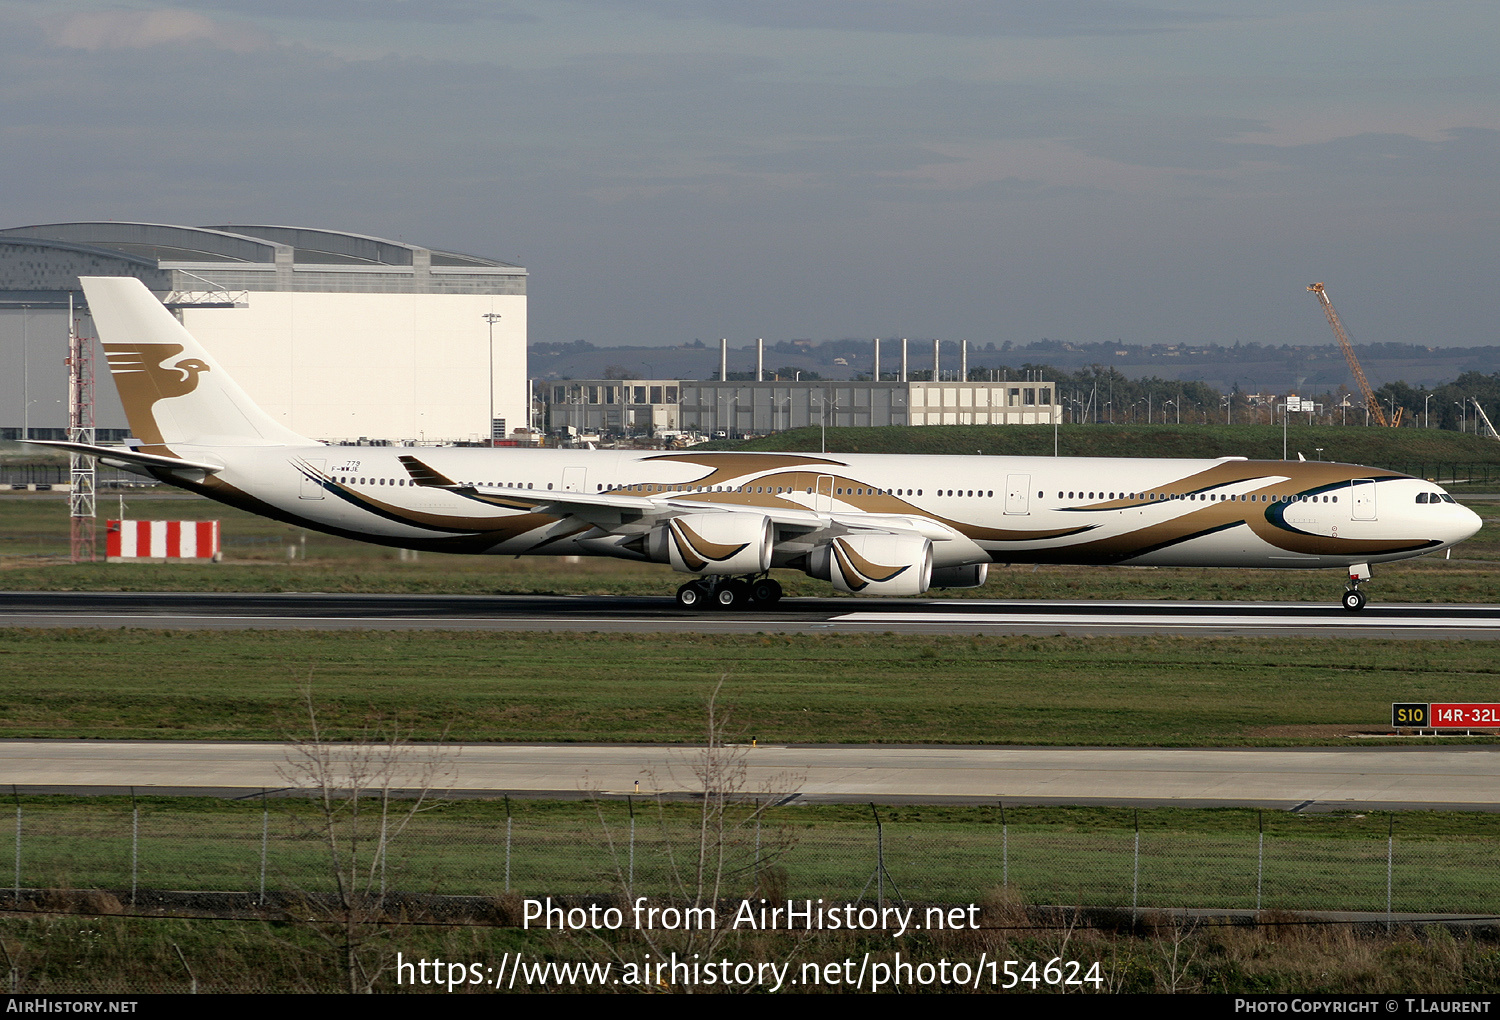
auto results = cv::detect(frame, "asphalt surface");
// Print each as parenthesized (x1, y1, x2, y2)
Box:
(5, 740, 1500, 810)
(4, 590, 1500, 638)
(6, 590, 1498, 810)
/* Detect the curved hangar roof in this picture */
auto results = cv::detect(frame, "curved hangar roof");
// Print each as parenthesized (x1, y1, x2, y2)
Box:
(0, 222, 523, 306)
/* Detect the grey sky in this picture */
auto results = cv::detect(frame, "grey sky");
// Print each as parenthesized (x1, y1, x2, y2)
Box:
(2, 0, 1495, 348)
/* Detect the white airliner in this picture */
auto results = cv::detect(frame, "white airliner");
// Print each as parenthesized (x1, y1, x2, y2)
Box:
(32, 277, 1482, 612)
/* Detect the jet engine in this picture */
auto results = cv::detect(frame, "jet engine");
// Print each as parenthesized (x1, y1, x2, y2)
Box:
(930, 563, 989, 589)
(808, 533, 933, 595)
(648, 513, 773, 575)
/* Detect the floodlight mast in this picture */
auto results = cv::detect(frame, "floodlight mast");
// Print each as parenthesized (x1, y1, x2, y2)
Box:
(1307, 282, 1401, 427)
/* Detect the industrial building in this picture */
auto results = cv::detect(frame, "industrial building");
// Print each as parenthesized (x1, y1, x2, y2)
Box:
(0, 222, 527, 444)
(544, 338, 1059, 438)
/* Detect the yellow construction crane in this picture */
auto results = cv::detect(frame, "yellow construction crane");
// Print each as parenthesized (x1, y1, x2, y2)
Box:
(1307, 282, 1402, 427)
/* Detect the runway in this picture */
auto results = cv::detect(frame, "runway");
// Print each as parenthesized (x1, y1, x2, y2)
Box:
(4, 590, 1500, 638)
(5, 740, 1499, 811)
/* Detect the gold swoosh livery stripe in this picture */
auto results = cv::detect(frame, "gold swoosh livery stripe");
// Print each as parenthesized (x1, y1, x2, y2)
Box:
(667, 519, 751, 571)
(831, 537, 910, 591)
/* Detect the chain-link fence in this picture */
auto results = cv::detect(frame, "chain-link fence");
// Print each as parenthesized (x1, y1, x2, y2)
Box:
(1, 797, 1496, 918)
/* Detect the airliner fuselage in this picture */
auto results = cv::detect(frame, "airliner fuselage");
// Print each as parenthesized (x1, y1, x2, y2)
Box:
(41, 277, 1483, 613)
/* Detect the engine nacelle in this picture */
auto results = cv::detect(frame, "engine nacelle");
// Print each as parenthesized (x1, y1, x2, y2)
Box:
(649, 513, 773, 575)
(808, 533, 933, 596)
(930, 563, 989, 589)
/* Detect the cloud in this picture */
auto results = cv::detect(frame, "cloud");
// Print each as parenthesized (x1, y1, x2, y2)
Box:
(44, 8, 274, 53)
(571, 0, 1215, 38)
(178, 0, 537, 25)
(1075, 120, 1500, 180)
(726, 140, 960, 175)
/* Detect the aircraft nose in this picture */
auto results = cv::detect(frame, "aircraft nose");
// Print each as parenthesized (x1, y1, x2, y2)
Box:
(1449, 503, 1484, 546)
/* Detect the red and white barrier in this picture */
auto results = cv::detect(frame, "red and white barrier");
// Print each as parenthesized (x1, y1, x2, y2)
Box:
(106, 520, 220, 562)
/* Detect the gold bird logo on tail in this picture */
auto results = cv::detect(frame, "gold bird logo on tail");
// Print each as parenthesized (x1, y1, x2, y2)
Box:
(102, 343, 213, 451)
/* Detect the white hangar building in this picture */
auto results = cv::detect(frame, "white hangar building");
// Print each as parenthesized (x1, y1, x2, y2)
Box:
(0, 222, 527, 445)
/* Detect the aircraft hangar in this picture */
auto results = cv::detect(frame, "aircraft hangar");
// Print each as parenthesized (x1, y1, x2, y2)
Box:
(0, 222, 528, 445)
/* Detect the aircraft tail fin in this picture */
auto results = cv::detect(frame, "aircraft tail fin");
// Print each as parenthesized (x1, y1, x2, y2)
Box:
(80, 276, 312, 454)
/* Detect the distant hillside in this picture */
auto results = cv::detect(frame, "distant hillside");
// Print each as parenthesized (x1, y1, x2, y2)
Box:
(704, 424, 1500, 482)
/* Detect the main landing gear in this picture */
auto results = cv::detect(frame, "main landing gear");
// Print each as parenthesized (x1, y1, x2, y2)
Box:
(675, 574, 783, 610)
(1341, 562, 1371, 612)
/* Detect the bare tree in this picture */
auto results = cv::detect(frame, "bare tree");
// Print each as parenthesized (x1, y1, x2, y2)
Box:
(593, 678, 804, 990)
(278, 689, 456, 994)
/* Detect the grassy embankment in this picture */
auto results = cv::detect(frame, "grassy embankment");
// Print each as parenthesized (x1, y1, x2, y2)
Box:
(4, 797, 1500, 993)
(0, 628, 1494, 746)
(6, 901, 1499, 994)
(702, 421, 1500, 479)
(9, 797, 1500, 908)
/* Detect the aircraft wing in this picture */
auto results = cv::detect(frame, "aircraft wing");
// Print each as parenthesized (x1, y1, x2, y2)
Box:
(396, 454, 957, 539)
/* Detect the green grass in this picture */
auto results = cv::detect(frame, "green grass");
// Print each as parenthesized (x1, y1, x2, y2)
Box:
(1, 629, 1496, 745)
(4, 492, 1499, 602)
(8, 797, 1499, 915)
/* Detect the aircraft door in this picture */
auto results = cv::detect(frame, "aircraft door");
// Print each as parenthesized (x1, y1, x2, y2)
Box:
(299, 459, 326, 500)
(562, 467, 587, 493)
(1350, 479, 1377, 520)
(1004, 473, 1031, 515)
(815, 475, 834, 513)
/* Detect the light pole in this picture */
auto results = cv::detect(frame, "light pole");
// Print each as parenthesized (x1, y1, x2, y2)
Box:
(1455, 400, 1466, 433)
(717, 392, 732, 438)
(1424, 393, 1433, 429)
(21, 304, 29, 441)
(815, 389, 839, 453)
(482, 313, 502, 446)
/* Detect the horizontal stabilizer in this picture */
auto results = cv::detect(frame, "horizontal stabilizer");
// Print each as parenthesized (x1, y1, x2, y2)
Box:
(22, 440, 223, 477)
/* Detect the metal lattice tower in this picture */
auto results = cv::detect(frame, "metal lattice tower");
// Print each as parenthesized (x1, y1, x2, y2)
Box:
(67, 302, 97, 563)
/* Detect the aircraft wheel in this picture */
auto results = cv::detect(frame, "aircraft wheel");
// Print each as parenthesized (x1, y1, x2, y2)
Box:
(1341, 589, 1367, 612)
(676, 583, 707, 609)
(716, 579, 750, 609)
(751, 578, 783, 605)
